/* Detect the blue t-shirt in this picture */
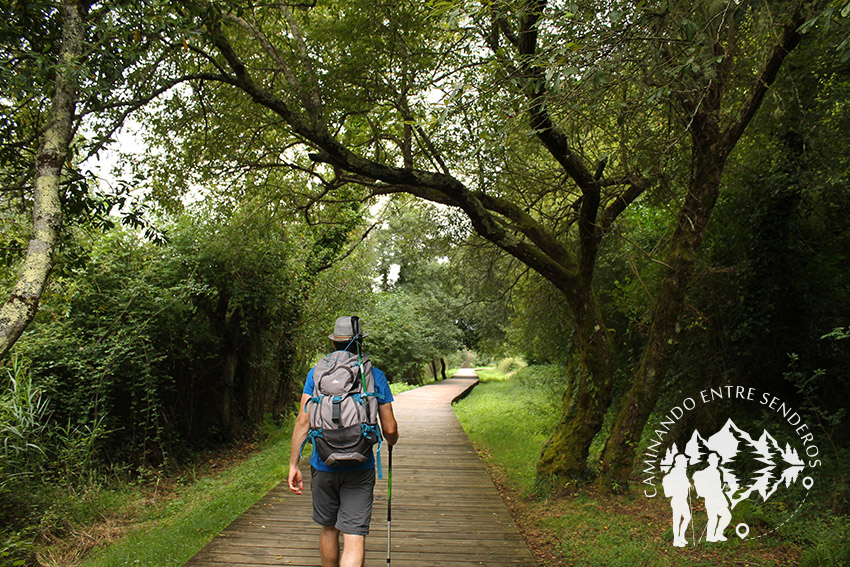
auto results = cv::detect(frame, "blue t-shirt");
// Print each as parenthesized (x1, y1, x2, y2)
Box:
(302, 361, 394, 473)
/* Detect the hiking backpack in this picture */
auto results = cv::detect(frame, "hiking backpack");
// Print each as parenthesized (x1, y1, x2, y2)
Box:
(303, 350, 384, 471)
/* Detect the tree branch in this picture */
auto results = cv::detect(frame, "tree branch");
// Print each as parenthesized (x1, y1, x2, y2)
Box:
(512, 0, 602, 283)
(722, 5, 807, 150)
(314, 221, 379, 273)
(282, 5, 324, 123)
(598, 178, 648, 235)
(475, 192, 576, 270)
(224, 13, 303, 95)
(203, 5, 581, 292)
(80, 72, 237, 164)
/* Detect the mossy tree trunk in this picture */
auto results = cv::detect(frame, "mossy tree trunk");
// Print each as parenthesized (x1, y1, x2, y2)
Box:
(0, 0, 89, 358)
(538, 285, 615, 479)
(600, 137, 725, 487)
(599, 7, 807, 486)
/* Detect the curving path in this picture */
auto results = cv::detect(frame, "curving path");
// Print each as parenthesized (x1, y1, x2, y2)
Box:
(184, 370, 536, 566)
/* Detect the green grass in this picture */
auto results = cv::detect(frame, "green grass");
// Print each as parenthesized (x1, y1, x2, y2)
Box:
(470, 366, 509, 382)
(455, 379, 544, 492)
(452, 363, 805, 567)
(453, 364, 559, 495)
(79, 422, 296, 567)
(540, 497, 674, 567)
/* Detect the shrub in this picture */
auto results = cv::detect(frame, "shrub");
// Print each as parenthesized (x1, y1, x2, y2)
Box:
(496, 357, 526, 376)
(15, 209, 312, 466)
(515, 363, 568, 400)
(797, 514, 850, 567)
(0, 356, 49, 485)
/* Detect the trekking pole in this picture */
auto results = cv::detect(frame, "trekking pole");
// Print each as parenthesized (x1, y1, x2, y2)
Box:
(387, 445, 393, 566)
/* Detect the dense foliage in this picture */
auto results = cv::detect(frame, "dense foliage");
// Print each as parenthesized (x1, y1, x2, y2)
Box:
(0, 0, 848, 564)
(14, 205, 319, 464)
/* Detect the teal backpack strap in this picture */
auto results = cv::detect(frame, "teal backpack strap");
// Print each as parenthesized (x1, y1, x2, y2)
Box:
(300, 429, 322, 461)
(361, 423, 383, 480)
(364, 391, 384, 402)
(299, 396, 322, 460)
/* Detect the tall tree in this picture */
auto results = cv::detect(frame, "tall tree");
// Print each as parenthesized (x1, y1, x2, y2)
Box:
(166, 0, 824, 482)
(0, 0, 89, 357)
(598, 0, 814, 485)
(181, 0, 624, 478)
(0, 0, 224, 356)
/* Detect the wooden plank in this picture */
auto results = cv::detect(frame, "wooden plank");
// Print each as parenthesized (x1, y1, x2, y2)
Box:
(184, 374, 537, 567)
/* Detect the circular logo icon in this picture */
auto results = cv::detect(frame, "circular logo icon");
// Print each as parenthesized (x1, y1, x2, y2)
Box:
(641, 385, 820, 547)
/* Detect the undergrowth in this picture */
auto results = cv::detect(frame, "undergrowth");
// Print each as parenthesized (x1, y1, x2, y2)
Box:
(77, 422, 294, 567)
(453, 361, 846, 567)
(0, 411, 295, 567)
(453, 363, 561, 496)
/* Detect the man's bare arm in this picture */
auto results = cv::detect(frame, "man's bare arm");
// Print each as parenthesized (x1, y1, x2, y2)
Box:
(379, 403, 398, 446)
(288, 393, 311, 494)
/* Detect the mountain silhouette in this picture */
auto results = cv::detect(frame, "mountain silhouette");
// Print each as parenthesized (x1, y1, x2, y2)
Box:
(684, 430, 711, 465)
(657, 418, 806, 509)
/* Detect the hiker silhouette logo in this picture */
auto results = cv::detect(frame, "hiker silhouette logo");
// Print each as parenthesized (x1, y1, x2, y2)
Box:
(641, 386, 821, 547)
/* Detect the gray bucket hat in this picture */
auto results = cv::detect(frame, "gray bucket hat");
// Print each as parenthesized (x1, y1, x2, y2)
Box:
(329, 316, 368, 341)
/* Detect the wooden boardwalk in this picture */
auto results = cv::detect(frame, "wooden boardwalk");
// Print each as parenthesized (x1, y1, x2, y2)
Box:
(184, 371, 537, 566)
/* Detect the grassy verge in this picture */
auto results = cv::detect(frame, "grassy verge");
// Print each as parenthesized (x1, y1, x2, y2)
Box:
(72, 422, 295, 567)
(453, 367, 552, 493)
(453, 364, 813, 567)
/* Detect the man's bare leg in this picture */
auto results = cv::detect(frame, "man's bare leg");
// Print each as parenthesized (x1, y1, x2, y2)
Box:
(320, 526, 340, 567)
(340, 533, 366, 567)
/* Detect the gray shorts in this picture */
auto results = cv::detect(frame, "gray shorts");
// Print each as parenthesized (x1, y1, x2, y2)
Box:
(310, 467, 376, 536)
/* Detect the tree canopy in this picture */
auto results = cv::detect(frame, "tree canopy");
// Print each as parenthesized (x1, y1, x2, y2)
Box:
(1, 0, 848, 493)
(148, 0, 842, 484)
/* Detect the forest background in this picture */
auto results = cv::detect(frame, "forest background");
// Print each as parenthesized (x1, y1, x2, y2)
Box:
(1, 0, 848, 565)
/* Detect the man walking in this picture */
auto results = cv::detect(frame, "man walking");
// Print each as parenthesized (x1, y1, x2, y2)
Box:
(289, 316, 399, 567)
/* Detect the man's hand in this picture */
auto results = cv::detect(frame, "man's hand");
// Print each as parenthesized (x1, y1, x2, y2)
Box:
(288, 465, 303, 495)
